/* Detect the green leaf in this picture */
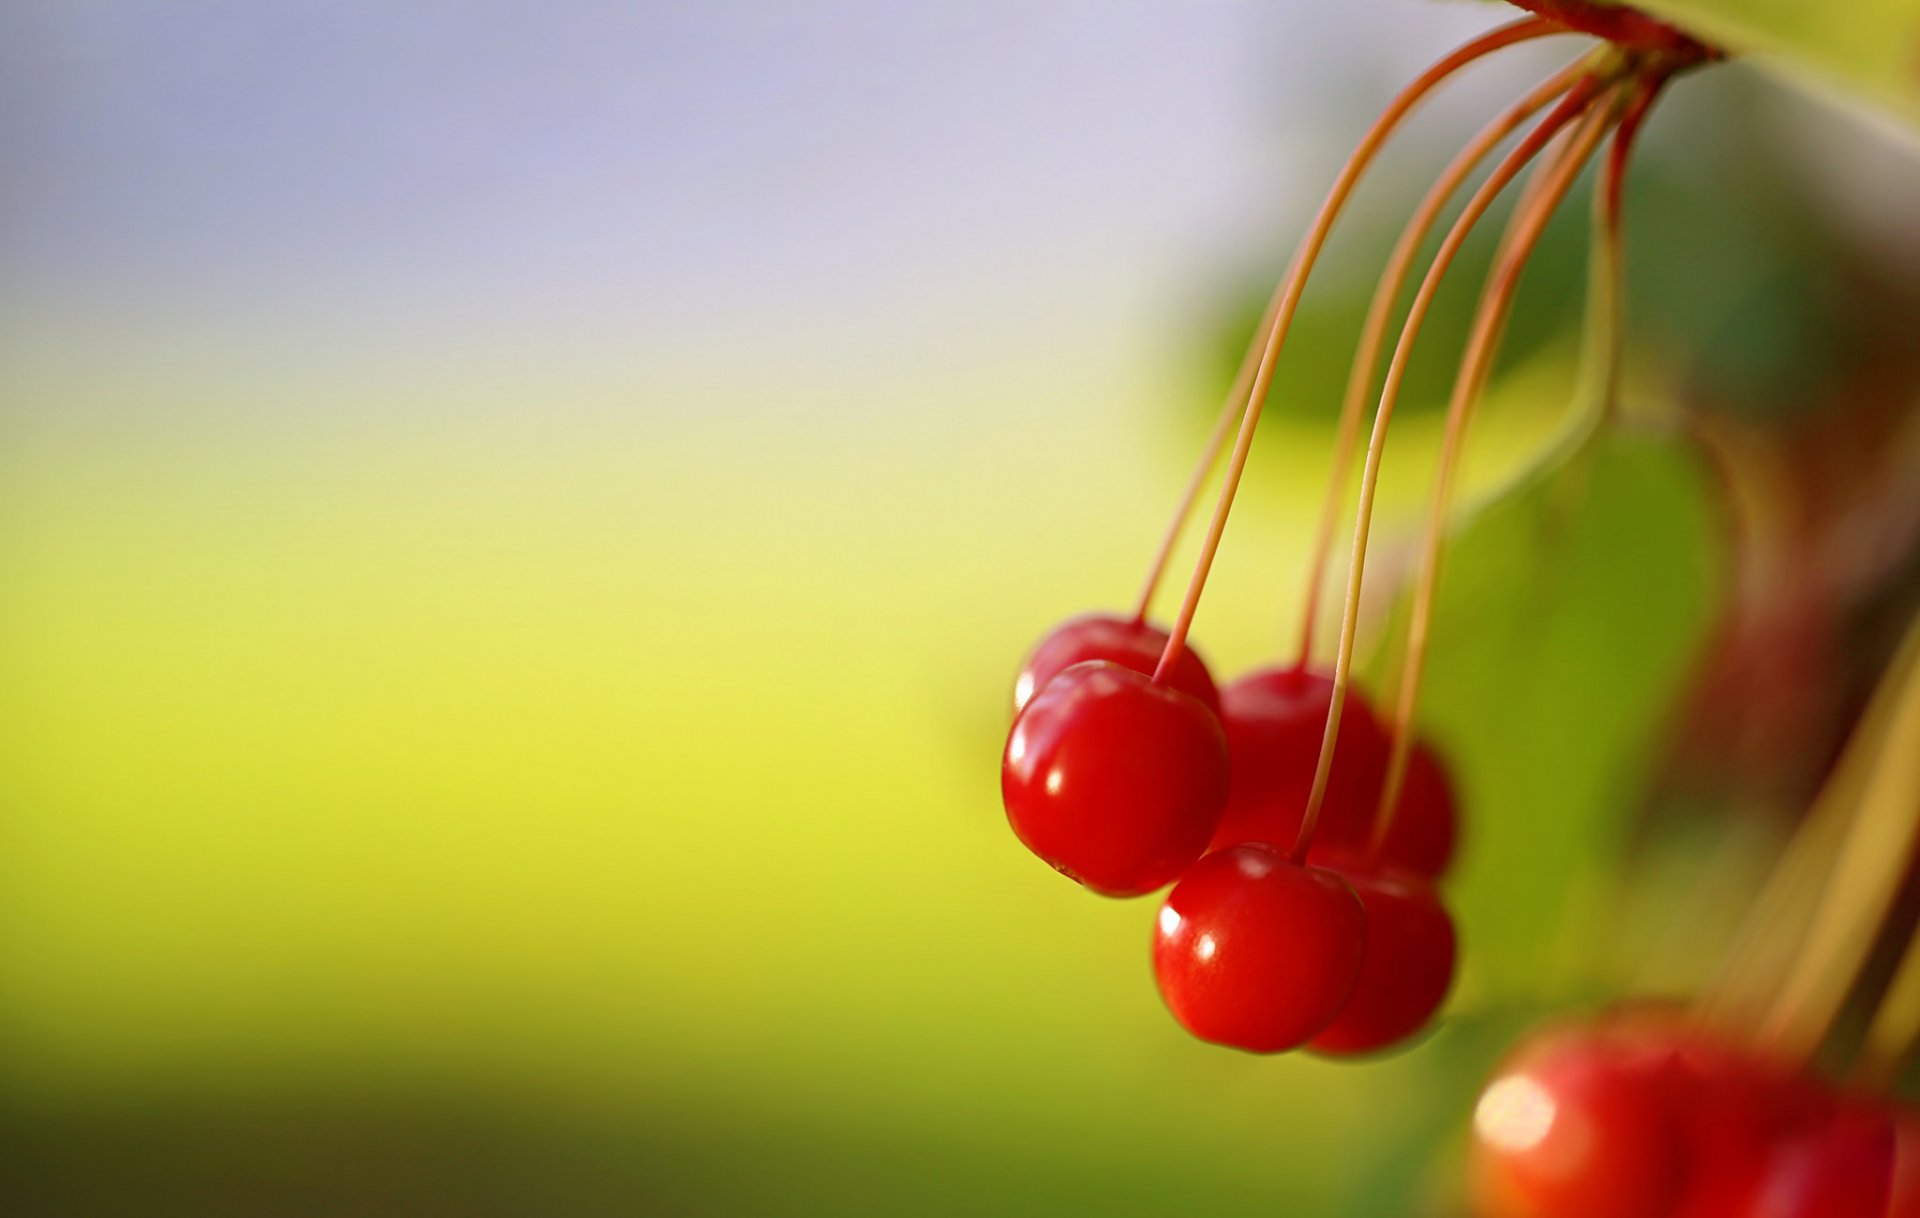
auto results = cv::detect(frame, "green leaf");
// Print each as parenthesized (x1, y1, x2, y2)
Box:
(1387, 424, 1725, 997)
(1618, 0, 1920, 129)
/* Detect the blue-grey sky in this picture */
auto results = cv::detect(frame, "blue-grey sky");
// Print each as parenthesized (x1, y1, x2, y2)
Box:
(1, 1, 1534, 361)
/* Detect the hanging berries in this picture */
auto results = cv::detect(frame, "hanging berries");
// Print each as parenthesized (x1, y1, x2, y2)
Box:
(998, 2, 1718, 1061)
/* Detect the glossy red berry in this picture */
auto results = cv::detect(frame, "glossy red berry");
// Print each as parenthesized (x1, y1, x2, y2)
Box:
(1208, 665, 1389, 854)
(1471, 1022, 1683, 1218)
(1003, 660, 1228, 896)
(1152, 843, 1367, 1053)
(1374, 740, 1459, 879)
(1013, 613, 1219, 715)
(1307, 852, 1456, 1057)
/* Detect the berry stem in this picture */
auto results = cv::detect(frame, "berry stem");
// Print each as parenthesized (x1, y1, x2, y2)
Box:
(1145, 16, 1565, 679)
(1857, 916, 1920, 1087)
(1292, 57, 1594, 667)
(1759, 611, 1920, 1063)
(1290, 71, 1615, 863)
(1697, 786, 1853, 1034)
(1371, 72, 1659, 852)
(1503, 0, 1719, 63)
(1584, 72, 1663, 423)
(1698, 615, 1911, 1033)
(1133, 332, 1267, 623)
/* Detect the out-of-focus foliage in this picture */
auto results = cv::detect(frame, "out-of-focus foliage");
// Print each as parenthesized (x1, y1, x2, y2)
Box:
(1631, 0, 1920, 129)
(1390, 427, 1723, 994)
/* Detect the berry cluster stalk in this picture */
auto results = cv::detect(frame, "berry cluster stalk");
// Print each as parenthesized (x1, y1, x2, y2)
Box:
(1292, 70, 1618, 862)
(1291, 56, 1596, 667)
(1140, 17, 1565, 670)
(1370, 72, 1662, 848)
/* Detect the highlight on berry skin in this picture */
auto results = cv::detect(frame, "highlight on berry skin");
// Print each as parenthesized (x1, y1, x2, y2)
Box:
(988, 0, 1920, 1211)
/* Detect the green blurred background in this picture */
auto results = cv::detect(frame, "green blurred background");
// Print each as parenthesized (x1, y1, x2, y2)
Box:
(4, 3, 1919, 1214)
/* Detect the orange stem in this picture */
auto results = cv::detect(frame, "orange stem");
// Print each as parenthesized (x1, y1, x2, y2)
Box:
(1144, 16, 1566, 673)
(1290, 71, 1614, 863)
(1593, 72, 1665, 417)
(1371, 83, 1633, 850)
(1133, 338, 1263, 622)
(1293, 55, 1593, 666)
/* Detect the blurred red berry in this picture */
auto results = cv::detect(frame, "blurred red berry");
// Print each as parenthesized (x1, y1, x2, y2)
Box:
(1890, 1110, 1920, 1218)
(1308, 852, 1456, 1057)
(1471, 1022, 1683, 1218)
(1745, 1103, 1894, 1218)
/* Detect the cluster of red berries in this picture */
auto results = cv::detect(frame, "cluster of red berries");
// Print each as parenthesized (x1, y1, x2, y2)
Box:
(1004, 614, 1458, 1055)
(996, 3, 1717, 1058)
(1471, 1009, 1916, 1218)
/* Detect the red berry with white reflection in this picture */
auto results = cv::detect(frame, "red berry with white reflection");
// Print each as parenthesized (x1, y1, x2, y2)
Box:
(1470, 1022, 1683, 1218)
(1208, 665, 1389, 854)
(1307, 852, 1456, 1057)
(1003, 660, 1228, 896)
(1013, 613, 1219, 715)
(1152, 842, 1368, 1052)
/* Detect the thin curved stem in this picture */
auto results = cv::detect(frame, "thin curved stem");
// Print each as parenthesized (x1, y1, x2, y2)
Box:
(1372, 75, 1655, 850)
(1289, 73, 1615, 863)
(1857, 915, 1920, 1087)
(1700, 613, 1919, 1033)
(1292, 56, 1594, 666)
(1355, 127, 1585, 840)
(1760, 614, 1920, 1063)
(1133, 344, 1264, 622)
(1145, 16, 1566, 675)
(1587, 73, 1664, 423)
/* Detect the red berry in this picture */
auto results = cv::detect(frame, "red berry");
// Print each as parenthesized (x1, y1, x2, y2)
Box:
(1208, 665, 1389, 855)
(1889, 1110, 1920, 1218)
(1003, 660, 1228, 896)
(1307, 853, 1456, 1057)
(1577, 1010, 1887, 1218)
(1152, 843, 1367, 1053)
(1651, 1029, 1830, 1218)
(1375, 740, 1459, 879)
(1013, 613, 1218, 715)
(1747, 1104, 1895, 1218)
(1471, 1022, 1683, 1218)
